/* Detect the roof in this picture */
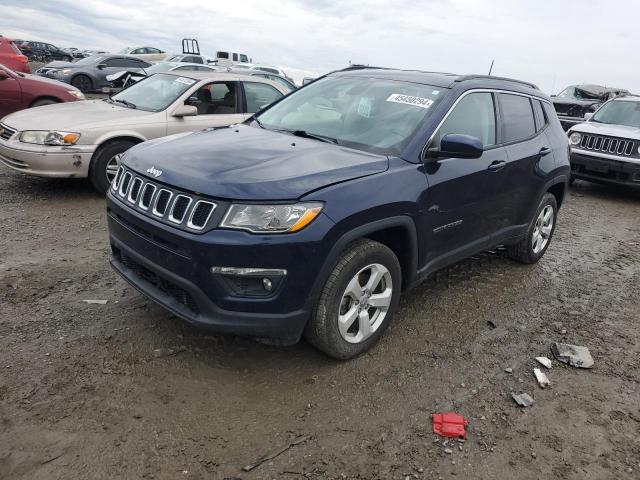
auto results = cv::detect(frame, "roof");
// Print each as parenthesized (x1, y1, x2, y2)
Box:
(333, 66, 540, 91)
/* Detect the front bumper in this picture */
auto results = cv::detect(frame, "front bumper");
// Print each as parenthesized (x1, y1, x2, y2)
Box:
(0, 133, 95, 178)
(107, 192, 335, 344)
(570, 150, 640, 188)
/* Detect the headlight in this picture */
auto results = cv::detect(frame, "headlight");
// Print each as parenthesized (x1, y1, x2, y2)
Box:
(569, 132, 582, 146)
(61, 69, 72, 75)
(19, 131, 81, 146)
(68, 90, 85, 100)
(221, 202, 323, 233)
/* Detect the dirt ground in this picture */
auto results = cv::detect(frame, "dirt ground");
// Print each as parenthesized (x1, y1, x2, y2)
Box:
(0, 164, 639, 480)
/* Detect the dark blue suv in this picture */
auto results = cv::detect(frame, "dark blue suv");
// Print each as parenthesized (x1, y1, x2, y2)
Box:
(107, 67, 569, 359)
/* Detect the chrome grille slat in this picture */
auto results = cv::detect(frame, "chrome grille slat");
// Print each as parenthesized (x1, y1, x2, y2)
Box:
(113, 167, 217, 231)
(187, 201, 216, 230)
(0, 123, 17, 141)
(578, 134, 635, 156)
(139, 183, 156, 210)
(168, 195, 192, 224)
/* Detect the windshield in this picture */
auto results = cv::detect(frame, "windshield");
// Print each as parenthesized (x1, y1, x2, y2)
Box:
(591, 100, 640, 127)
(557, 86, 601, 101)
(75, 55, 104, 66)
(256, 75, 443, 155)
(111, 73, 196, 112)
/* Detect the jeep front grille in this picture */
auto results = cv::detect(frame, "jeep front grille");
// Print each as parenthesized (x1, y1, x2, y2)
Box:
(111, 166, 217, 232)
(0, 124, 16, 141)
(579, 134, 636, 156)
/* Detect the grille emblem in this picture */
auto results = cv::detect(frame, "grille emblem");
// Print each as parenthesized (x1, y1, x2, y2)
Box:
(146, 166, 163, 177)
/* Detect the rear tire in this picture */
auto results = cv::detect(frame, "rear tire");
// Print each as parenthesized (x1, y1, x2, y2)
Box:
(506, 193, 558, 264)
(305, 239, 402, 360)
(71, 74, 92, 93)
(89, 140, 137, 194)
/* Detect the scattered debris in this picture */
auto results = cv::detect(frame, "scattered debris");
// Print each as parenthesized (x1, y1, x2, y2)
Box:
(535, 357, 552, 369)
(82, 299, 108, 305)
(153, 347, 187, 358)
(511, 393, 534, 408)
(432, 413, 469, 439)
(504, 367, 513, 374)
(242, 435, 307, 472)
(487, 320, 497, 329)
(443, 447, 453, 454)
(552, 343, 594, 369)
(533, 368, 550, 388)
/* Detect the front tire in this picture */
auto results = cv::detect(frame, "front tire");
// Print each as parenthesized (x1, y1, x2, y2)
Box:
(506, 193, 558, 264)
(305, 239, 402, 360)
(89, 140, 136, 194)
(71, 74, 92, 93)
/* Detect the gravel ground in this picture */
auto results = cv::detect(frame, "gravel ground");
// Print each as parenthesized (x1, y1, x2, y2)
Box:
(0, 165, 639, 480)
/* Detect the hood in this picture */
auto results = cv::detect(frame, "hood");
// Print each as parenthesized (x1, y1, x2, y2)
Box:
(553, 98, 600, 107)
(571, 121, 640, 139)
(42, 61, 77, 70)
(2, 100, 155, 131)
(124, 125, 389, 200)
(19, 72, 77, 90)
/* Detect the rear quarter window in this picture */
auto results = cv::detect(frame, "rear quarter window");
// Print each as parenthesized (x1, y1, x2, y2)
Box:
(499, 93, 536, 143)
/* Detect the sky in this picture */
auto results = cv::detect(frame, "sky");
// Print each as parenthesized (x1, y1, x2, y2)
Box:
(3, 0, 639, 92)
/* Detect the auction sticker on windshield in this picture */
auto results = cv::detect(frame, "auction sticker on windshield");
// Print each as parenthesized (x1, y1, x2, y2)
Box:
(175, 77, 196, 86)
(386, 94, 434, 109)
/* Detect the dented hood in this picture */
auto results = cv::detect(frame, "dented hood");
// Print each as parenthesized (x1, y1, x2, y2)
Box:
(124, 125, 389, 200)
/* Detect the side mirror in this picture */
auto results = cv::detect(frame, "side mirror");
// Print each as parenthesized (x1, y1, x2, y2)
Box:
(428, 134, 484, 160)
(584, 112, 593, 121)
(173, 104, 198, 117)
(97, 63, 107, 70)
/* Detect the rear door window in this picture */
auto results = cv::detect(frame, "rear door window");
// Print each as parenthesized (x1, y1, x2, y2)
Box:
(435, 92, 496, 148)
(243, 82, 284, 113)
(185, 82, 238, 115)
(499, 93, 536, 143)
(532, 99, 547, 131)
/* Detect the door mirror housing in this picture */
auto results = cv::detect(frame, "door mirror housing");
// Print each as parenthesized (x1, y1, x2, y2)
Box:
(173, 104, 198, 117)
(97, 63, 107, 70)
(584, 112, 593, 121)
(428, 134, 484, 160)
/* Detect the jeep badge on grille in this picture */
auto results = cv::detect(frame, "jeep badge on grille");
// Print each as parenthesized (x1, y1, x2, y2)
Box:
(146, 166, 163, 177)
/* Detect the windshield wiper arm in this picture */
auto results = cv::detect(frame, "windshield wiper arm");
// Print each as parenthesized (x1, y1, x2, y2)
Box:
(112, 98, 137, 109)
(290, 129, 339, 144)
(253, 116, 264, 129)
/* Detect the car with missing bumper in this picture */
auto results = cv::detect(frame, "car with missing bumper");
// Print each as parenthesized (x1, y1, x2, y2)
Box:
(552, 84, 629, 131)
(567, 96, 640, 189)
(106, 66, 569, 359)
(0, 72, 288, 193)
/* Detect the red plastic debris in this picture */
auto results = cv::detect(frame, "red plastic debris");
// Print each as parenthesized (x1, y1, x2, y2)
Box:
(432, 412, 468, 439)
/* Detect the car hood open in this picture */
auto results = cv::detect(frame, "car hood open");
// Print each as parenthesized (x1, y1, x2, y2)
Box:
(3, 100, 156, 132)
(124, 125, 389, 200)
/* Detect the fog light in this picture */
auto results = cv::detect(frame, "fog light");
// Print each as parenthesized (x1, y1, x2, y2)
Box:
(210, 266, 286, 297)
(263, 278, 273, 291)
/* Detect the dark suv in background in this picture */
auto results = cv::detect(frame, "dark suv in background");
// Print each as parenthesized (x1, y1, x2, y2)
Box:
(107, 67, 569, 359)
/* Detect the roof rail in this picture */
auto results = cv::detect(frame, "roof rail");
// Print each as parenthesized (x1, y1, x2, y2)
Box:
(454, 75, 539, 90)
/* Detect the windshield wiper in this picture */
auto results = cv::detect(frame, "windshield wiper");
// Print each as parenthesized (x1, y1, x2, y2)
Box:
(253, 116, 264, 129)
(289, 129, 339, 144)
(111, 98, 137, 109)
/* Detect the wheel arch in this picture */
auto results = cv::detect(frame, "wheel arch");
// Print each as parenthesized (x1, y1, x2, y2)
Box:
(310, 216, 419, 308)
(29, 96, 61, 107)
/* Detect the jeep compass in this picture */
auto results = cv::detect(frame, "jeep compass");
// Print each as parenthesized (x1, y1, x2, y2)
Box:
(106, 67, 570, 359)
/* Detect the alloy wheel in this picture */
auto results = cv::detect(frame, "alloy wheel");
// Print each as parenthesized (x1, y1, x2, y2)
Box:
(338, 263, 393, 344)
(532, 205, 554, 254)
(105, 153, 122, 183)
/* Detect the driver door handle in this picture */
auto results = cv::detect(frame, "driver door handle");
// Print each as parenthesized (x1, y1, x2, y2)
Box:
(487, 160, 506, 172)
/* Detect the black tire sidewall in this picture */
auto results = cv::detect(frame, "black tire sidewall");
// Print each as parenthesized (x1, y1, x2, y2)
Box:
(89, 141, 135, 194)
(72, 75, 92, 92)
(310, 241, 402, 359)
(526, 193, 558, 262)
